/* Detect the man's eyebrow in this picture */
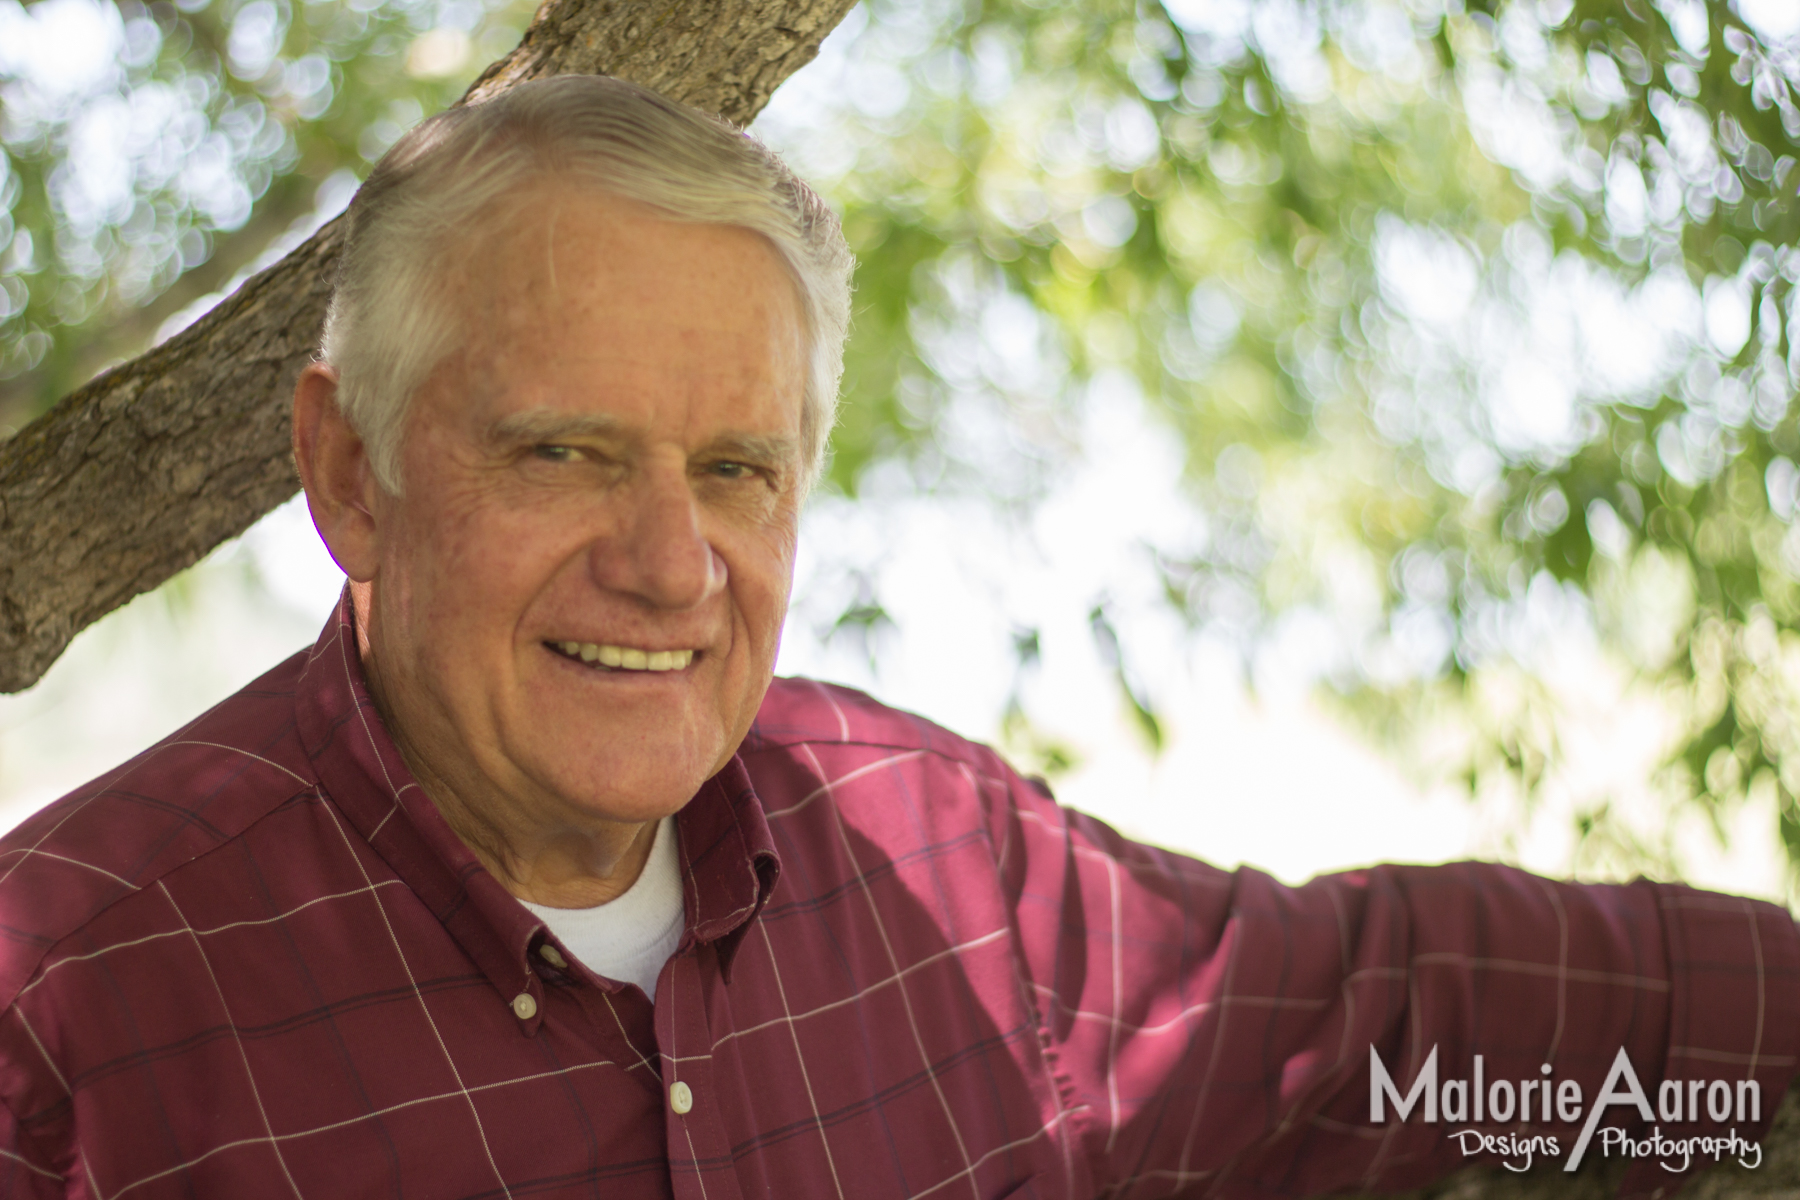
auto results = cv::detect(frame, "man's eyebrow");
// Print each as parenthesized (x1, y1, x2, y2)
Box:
(488, 411, 799, 468)
(700, 432, 802, 467)
(487, 410, 631, 445)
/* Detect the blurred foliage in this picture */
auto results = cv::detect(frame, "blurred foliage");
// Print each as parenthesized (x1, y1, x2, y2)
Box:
(5, 0, 1800, 875)
(0, 0, 533, 424)
(767, 0, 1800, 876)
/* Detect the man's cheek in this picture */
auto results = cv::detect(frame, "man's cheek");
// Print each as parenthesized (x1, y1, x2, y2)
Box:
(430, 506, 566, 587)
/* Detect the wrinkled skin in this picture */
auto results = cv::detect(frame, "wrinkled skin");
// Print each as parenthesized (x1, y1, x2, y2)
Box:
(293, 189, 807, 906)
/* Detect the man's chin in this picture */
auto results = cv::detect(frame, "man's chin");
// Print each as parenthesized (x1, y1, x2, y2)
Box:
(528, 744, 729, 825)
(509, 666, 762, 816)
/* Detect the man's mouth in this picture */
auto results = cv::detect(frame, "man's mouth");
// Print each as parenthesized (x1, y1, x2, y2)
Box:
(547, 641, 696, 672)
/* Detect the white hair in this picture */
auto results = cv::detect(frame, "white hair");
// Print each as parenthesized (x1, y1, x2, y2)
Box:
(319, 74, 854, 493)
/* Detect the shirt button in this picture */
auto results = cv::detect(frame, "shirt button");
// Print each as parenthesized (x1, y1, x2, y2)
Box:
(511, 992, 538, 1020)
(538, 944, 568, 969)
(669, 1080, 693, 1115)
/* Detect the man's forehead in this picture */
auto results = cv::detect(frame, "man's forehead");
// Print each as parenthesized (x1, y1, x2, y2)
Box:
(446, 189, 803, 343)
(467, 183, 783, 281)
(417, 183, 809, 458)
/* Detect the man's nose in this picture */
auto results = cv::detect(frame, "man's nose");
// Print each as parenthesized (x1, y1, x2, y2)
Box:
(589, 466, 725, 609)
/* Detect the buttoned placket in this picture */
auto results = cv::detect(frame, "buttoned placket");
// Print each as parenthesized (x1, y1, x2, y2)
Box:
(510, 953, 547, 1034)
(657, 944, 744, 1200)
(299, 592, 786, 1195)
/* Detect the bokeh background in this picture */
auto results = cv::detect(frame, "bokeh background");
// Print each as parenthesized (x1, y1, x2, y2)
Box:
(3, 0, 1798, 899)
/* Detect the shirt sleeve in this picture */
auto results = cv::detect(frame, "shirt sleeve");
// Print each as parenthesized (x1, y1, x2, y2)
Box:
(989, 762, 1800, 1199)
(0, 1095, 67, 1200)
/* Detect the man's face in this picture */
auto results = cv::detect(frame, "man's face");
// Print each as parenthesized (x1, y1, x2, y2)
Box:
(358, 189, 807, 830)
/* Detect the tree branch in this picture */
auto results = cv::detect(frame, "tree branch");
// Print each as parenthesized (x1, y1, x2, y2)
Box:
(0, 0, 856, 693)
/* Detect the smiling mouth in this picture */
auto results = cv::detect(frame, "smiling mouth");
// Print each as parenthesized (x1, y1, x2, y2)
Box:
(547, 641, 696, 672)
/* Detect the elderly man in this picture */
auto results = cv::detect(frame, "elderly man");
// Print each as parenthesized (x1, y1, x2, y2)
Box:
(0, 77, 1795, 1200)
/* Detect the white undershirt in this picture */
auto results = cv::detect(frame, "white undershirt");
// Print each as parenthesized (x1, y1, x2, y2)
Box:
(521, 815, 685, 1001)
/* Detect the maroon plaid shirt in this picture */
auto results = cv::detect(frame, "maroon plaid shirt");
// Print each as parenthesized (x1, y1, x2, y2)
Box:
(1, 595, 1796, 1200)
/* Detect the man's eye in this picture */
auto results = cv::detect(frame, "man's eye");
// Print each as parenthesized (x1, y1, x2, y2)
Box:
(709, 461, 756, 479)
(533, 445, 579, 463)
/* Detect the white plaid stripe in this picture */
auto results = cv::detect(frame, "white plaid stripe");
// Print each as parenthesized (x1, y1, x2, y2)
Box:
(152, 880, 306, 1200)
(805, 742, 982, 1200)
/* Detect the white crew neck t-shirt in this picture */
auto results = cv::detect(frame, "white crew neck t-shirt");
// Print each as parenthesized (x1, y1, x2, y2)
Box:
(520, 815, 685, 1001)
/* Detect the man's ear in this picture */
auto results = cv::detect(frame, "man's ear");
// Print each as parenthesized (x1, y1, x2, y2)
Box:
(292, 362, 382, 583)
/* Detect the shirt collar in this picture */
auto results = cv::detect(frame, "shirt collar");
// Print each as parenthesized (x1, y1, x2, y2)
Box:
(292, 590, 781, 1005)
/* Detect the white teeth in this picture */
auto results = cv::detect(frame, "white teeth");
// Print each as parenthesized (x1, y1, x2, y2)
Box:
(555, 642, 694, 671)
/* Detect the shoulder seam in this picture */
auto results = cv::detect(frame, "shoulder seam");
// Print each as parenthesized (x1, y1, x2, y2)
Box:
(743, 726, 990, 759)
(0, 779, 321, 1014)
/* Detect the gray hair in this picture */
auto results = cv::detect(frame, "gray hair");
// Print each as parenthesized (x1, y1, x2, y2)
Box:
(319, 75, 853, 493)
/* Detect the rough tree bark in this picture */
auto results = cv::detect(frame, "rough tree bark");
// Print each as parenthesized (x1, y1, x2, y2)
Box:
(0, 0, 857, 694)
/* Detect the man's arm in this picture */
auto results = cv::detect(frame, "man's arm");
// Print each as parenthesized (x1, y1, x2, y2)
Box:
(988, 763, 1800, 1198)
(0, 1093, 67, 1199)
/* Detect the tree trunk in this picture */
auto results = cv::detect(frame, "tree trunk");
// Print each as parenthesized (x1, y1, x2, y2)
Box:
(0, 0, 856, 694)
